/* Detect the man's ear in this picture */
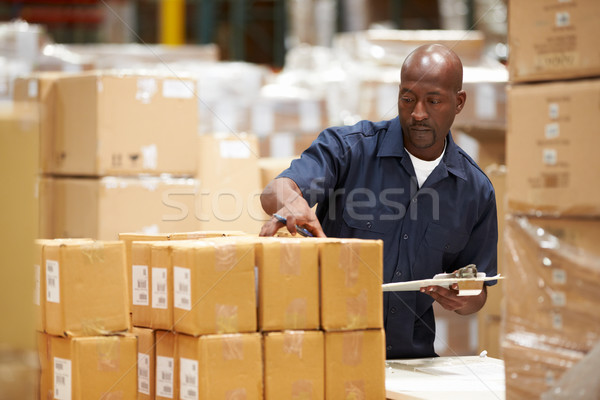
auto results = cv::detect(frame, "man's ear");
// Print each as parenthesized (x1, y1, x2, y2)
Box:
(455, 90, 466, 114)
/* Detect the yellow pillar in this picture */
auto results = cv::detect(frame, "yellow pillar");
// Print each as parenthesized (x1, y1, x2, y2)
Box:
(160, 0, 185, 45)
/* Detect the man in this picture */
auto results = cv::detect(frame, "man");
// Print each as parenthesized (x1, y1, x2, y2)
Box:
(260, 44, 498, 359)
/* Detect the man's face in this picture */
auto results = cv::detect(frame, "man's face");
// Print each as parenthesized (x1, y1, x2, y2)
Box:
(398, 63, 465, 160)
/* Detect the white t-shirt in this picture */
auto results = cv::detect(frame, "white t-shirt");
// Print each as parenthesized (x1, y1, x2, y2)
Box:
(405, 140, 447, 188)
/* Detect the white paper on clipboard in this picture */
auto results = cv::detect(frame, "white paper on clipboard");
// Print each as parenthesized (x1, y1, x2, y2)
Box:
(382, 273, 503, 296)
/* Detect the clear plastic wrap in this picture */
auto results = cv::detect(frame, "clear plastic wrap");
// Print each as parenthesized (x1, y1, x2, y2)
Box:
(503, 215, 600, 399)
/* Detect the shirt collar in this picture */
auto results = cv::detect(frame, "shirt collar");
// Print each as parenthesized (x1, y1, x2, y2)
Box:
(377, 116, 467, 181)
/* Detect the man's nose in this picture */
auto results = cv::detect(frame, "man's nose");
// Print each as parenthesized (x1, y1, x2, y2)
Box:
(411, 101, 428, 121)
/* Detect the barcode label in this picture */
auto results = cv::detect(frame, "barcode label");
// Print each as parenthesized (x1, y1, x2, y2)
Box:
(152, 268, 168, 309)
(54, 357, 71, 400)
(138, 353, 150, 395)
(34, 264, 40, 306)
(180, 358, 198, 400)
(174, 266, 192, 311)
(156, 356, 174, 398)
(46, 260, 60, 303)
(132, 265, 149, 306)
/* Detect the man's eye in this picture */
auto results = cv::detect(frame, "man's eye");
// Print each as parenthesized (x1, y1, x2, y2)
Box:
(401, 97, 414, 103)
(430, 99, 441, 104)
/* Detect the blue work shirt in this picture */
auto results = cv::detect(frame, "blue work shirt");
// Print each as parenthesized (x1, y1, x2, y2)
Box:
(279, 117, 498, 359)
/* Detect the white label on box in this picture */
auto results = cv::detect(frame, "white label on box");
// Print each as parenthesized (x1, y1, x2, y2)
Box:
(54, 357, 72, 400)
(180, 358, 199, 400)
(475, 83, 497, 120)
(34, 264, 40, 306)
(174, 266, 192, 311)
(552, 313, 563, 329)
(220, 140, 251, 159)
(548, 103, 559, 119)
(163, 79, 194, 99)
(555, 11, 570, 27)
(46, 260, 60, 303)
(137, 78, 157, 104)
(551, 291, 566, 307)
(543, 149, 557, 165)
(552, 269, 567, 285)
(152, 268, 168, 309)
(132, 265, 149, 306)
(299, 100, 322, 133)
(156, 356, 174, 399)
(141, 144, 158, 170)
(545, 123, 560, 139)
(251, 102, 274, 136)
(28, 79, 38, 98)
(138, 353, 151, 395)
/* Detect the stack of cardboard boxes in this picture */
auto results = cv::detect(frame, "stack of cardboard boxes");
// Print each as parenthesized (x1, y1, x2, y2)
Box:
(504, 0, 600, 398)
(13, 70, 266, 239)
(35, 239, 137, 399)
(123, 234, 386, 399)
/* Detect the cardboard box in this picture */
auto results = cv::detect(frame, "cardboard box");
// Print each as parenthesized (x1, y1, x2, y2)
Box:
(13, 72, 62, 174)
(171, 240, 257, 335)
(503, 334, 585, 400)
(324, 329, 386, 399)
(258, 157, 297, 188)
(49, 334, 137, 399)
(156, 330, 178, 400)
(46, 72, 198, 175)
(508, 0, 600, 82)
(454, 129, 505, 171)
(196, 133, 267, 233)
(177, 332, 263, 400)
(318, 239, 383, 331)
(257, 238, 320, 331)
(131, 241, 156, 328)
(264, 330, 324, 400)
(432, 303, 478, 357)
(478, 314, 502, 359)
(44, 240, 129, 337)
(132, 327, 155, 400)
(0, 106, 39, 350)
(38, 332, 51, 400)
(507, 79, 600, 216)
(151, 243, 176, 331)
(39, 176, 201, 240)
(504, 216, 600, 351)
(35, 239, 94, 333)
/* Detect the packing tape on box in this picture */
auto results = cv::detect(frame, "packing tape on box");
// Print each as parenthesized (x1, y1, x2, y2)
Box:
(292, 380, 313, 400)
(222, 335, 244, 361)
(346, 290, 368, 329)
(216, 304, 239, 333)
(283, 331, 304, 359)
(345, 381, 366, 400)
(339, 242, 360, 287)
(225, 388, 247, 400)
(215, 243, 236, 272)
(285, 298, 307, 329)
(280, 240, 301, 276)
(79, 317, 113, 337)
(96, 336, 120, 372)
(342, 331, 364, 366)
(80, 242, 105, 264)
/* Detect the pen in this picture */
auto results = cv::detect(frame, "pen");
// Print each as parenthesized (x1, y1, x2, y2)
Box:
(273, 214, 314, 237)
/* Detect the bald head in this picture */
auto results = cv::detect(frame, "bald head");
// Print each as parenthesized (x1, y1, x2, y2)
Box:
(401, 44, 463, 93)
(397, 44, 466, 161)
